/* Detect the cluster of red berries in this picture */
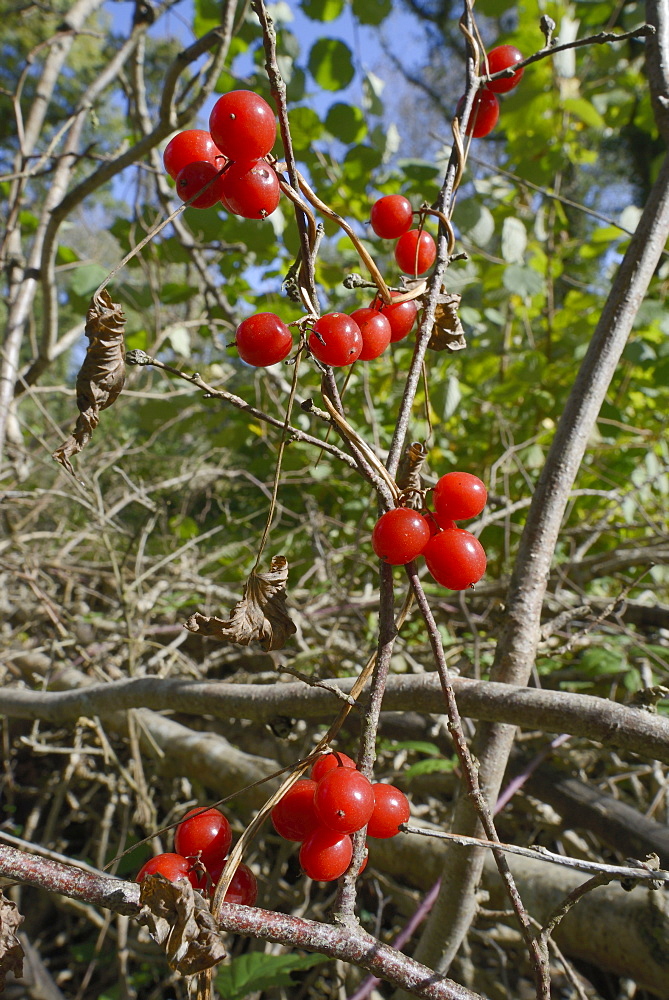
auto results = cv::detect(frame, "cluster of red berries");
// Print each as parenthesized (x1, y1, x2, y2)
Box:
(370, 194, 436, 277)
(234, 294, 419, 369)
(271, 752, 410, 882)
(136, 806, 257, 905)
(163, 90, 280, 218)
(457, 44, 525, 139)
(372, 471, 487, 590)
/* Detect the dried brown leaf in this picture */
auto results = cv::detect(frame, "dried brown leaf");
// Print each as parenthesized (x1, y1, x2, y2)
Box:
(137, 875, 226, 976)
(0, 892, 25, 990)
(53, 289, 126, 476)
(427, 290, 466, 352)
(396, 441, 428, 507)
(184, 555, 297, 651)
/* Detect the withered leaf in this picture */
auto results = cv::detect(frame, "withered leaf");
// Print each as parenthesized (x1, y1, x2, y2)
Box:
(427, 290, 467, 352)
(138, 874, 226, 976)
(0, 892, 24, 990)
(396, 441, 428, 507)
(185, 555, 297, 651)
(53, 289, 126, 476)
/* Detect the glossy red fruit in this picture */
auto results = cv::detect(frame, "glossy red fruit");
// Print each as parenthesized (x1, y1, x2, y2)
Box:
(394, 229, 437, 275)
(235, 313, 293, 367)
(350, 307, 392, 361)
(424, 527, 487, 590)
(221, 159, 280, 219)
(209, 90, 276, 161)
(373, 292, 418, 342)
(367, 783, 411, 838)
(206, 859, 258, 904)
(372, 508, 431, 565)
(370, 194, 414, 239)
(136, 853, 200, 888)
(163, 130, 223, 179)
(314, 767, 375, 834)
(271, 779, 320, 842)
(175, 161, 225, 209)
(456, 89, 500, 138)
(310, 752, 356, 783)
(485, 45, 524, 93)
(309, 313, 362, 367)
(299, 827, 353, 881)
(423, 510, 444, 537)
(174, 807, 232, 868)
(433, 472, 487, 522)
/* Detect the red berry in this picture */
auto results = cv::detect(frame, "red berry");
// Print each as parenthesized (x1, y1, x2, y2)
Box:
(372, 508, 431, 565)
(175, 161, 225, 209)
(423, 509, 444, 537)
(174, 807, 232, 869)
(485, 45, 524, 93)
(235, 313, 293, 367)
(209, 90, 276, 161)
(314, 767, 375, 834)
(271, 780, 320, 842)
(163, 130, 223, 179)
(456, 90, 500, 138)
(310, 752, 356, 783)
(370, 195, 413, 239)
(309, 313, 362, 367)
(350, 307, 392, 360)
(206, 859, 258, 904)
(373, 292, 418, 343)
(221, 159, 280, 219)
(299, 827, 353, 881)
(433, 472, 487, 522)
(394, 230, 437, 276)
(424, 527, 487, 590)
(367, 783, 411, 839)
(136, 853, 200, 888)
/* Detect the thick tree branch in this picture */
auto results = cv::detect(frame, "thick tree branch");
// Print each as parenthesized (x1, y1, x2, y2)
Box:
(0, 843, 485, 1000)
(4, 671, 667, 764)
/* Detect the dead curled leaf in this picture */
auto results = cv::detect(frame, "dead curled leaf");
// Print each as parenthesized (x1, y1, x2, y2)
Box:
(53, 289, 126, 476)
(184, 556, 297, 652)
(138, 874, 226, 976)
(0, 892, 25, 990)
(396, 441, 428, 507)
(427, 290, 467, 352)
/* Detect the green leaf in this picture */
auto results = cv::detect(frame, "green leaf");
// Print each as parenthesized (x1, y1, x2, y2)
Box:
(501, 217, 527, 263)
(325, 102, 367, 144)
(125, 328, 149, 352)
(69, 263, 108, 298)
(161, 282, 199, 305)
(167, 325, 191, 356)
(301, 0, 344, 20)
(214, 952, 328, 1000)
(57, 244, 79, 265)
(351, 0, 391, 25)
(308, 38, 354, 91)
(396, 158, 439, 183)
(455, 200, 495, 247)
(579, 646, 626, 676)
(362, 70, 385, 116)
(406, 757, 458, 778)
(563, 97, 605, 129)
(288, 106, 323, 151)
(342, 144, 383, 182)
(502, 264, 544, 298)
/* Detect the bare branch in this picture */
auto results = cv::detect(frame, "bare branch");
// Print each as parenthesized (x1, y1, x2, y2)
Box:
(3, 672, 668, 764)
